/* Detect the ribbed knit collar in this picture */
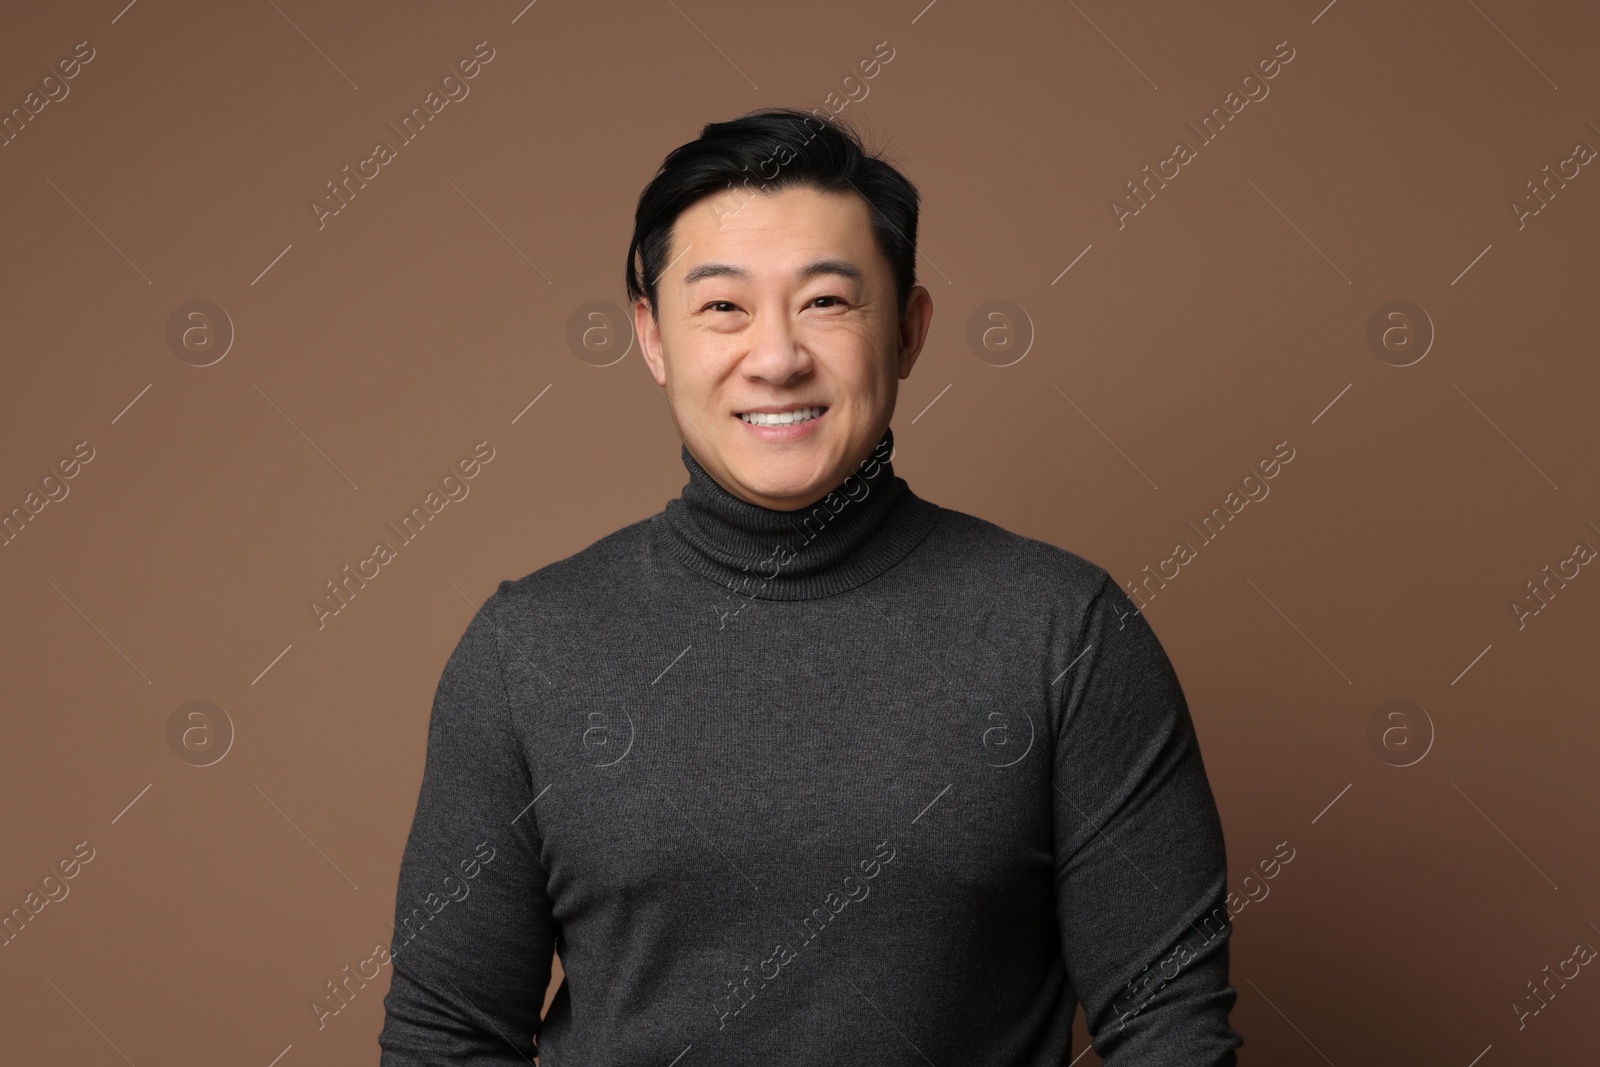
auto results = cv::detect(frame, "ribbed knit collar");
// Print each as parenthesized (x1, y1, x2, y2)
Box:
(653, 426, 943, 601)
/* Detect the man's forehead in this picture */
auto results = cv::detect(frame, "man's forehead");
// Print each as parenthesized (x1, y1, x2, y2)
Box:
(666, 188, 877, 285)
(680, 258, 864, 285)
(673, 186, 870, 248)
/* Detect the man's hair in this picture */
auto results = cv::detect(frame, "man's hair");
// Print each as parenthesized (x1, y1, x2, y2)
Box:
(625, 107, 920, 318)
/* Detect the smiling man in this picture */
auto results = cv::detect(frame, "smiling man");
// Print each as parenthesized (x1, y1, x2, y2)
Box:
(635, 176, 918, 514)
(379, 108, 1243, 1065)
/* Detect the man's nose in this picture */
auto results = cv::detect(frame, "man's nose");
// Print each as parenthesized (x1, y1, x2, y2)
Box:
(742, 307, 813, 384)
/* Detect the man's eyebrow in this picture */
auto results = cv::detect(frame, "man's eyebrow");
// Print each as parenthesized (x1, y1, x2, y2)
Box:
(682, 262, 746, 284)
(681, 259, 863, 285)
(797, 258, 862, 282)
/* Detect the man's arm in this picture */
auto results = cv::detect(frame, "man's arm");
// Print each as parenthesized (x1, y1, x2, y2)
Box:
(379, 585, 556, 1064)
(1052, 573, 1243, 1064)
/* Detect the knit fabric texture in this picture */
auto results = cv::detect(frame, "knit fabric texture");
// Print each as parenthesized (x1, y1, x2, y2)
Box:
(378, 426, 1243, 1065)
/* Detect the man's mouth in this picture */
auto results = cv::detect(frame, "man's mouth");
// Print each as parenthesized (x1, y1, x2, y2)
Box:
(737, 406, 827, 427)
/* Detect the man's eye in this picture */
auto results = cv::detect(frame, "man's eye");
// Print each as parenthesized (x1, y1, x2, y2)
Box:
(810, 295, 846, 308)
(702, 301, 738, 313)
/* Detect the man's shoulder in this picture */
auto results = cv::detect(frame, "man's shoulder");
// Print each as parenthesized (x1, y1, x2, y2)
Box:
(493, 514, 658, 609)
(918, 500, 1112, 605)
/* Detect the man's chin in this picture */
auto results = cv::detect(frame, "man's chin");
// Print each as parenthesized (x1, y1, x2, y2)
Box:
(723, 458, 838, 511)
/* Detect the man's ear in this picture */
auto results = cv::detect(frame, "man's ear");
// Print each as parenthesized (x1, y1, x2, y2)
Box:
(635, 298, 668, 387)
(896, 285, 933, 379)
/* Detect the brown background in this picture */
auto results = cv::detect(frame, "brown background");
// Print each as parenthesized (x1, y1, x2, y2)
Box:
(3, 0, 1598, 1063)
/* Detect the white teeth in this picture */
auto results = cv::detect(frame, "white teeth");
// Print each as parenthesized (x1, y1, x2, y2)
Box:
(739, 406, 825, 426)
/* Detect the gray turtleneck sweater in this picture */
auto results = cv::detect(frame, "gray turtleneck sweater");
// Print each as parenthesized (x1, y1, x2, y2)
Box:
(377, 427, 1242, 1064)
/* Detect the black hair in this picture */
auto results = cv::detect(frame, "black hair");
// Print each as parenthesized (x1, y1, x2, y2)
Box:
(625, 107, 919, 318)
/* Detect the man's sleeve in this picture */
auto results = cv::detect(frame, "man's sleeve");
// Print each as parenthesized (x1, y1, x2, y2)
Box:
(1052, 572, 1243, 1064)
(379, 585, 557, 1064)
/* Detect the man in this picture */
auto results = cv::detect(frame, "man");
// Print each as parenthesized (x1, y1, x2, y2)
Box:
(379, 108, 1243, 1064)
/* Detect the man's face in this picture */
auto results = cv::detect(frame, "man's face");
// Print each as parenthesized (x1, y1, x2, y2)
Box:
(636, 184, 932, 511)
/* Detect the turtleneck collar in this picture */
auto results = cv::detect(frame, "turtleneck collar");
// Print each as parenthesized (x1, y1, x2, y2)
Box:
(653, 426, 943, 601)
